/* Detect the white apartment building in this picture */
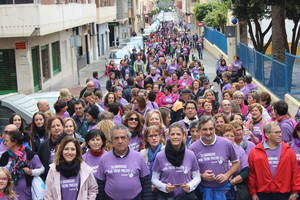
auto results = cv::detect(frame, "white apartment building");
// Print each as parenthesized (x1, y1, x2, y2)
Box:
(0, 0, 118, 94)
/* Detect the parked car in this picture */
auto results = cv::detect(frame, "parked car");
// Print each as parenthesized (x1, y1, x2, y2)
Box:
(0, 91, 59, 131)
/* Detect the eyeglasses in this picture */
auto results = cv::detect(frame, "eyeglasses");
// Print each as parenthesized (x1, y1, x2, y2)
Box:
(129, 117, 139, 121)
(0, 177, 8, 181)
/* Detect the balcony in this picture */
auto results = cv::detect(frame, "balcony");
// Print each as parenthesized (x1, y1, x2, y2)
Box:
(96, 6, 116, 24)
(116, 0, 128, 20)
(0, 3, 97, 37)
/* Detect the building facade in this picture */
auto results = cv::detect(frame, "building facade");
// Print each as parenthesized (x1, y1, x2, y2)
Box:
(0, 0, 120, 94)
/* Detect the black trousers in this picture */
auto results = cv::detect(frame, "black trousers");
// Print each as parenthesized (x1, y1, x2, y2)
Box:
(257, 192, 290, 200)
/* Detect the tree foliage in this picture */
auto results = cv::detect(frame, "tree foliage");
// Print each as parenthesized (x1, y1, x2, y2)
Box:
(193, 2, 228, 32)
(231, 0, 300, 56)
(231, 0, 272, 53)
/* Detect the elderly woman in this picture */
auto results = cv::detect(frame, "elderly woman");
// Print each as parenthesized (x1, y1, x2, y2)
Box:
(233, 91, 248, 116)
(45, 137, 98, 199)
(204, 89, 219, 113)
(151, 123, 200, 200)
(124, 111, 144, 151)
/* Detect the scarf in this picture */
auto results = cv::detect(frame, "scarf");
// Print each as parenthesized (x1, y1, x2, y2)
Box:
(8, 145, 31, 185)
(183, 116, 198, 126)
(148, 144, 163, 170)
(294, 138, 300, 147)
(131, 130, 139, 138)
(56, 160, 81, 178)
(165, 140, 185, 167)
(36, 127, 46, 138)
(49, 133, 66, 150)
(90, 149, 104, 157)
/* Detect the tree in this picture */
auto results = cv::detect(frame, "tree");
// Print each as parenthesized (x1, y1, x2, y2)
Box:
(286, 0, 300, 55)
(193, 2, 228, 32)
(231, 0, 272, 54)
(193, 2, 217, 22)
(204, 4, 228, 32)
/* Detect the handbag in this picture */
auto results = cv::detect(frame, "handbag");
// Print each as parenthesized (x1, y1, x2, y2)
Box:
(31, 176, 46, 200)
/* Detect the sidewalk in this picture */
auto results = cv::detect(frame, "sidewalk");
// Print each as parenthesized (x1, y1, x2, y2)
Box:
(43, 56, 109, 97)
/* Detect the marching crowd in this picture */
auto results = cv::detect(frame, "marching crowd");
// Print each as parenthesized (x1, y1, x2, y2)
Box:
(0, 20, 300, 200)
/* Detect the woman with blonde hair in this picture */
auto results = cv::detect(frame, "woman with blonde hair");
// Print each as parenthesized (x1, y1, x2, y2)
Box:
(63, 118, 84, 143)
(96, 120, 115, 151)
(58, 88, 76, 116)
(0, 167, 17, 199)
(145, 110, 166, 138)
(45, 136, 98, 200)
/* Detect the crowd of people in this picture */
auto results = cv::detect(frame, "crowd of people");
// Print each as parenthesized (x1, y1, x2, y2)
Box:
(0, 20, 300, 200)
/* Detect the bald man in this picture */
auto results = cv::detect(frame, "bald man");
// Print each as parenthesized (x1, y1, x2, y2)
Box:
(79, 80, 97, 98)
(37, 99, 50, 113)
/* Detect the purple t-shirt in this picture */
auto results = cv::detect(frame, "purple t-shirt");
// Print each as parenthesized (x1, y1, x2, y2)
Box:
(60, 174, 80, 200)
(265, 143, 282, 177)
(252, 121, 264, 142)
(243, 140, 255, 155)
(119, 98, 129, 106)
(291, 141, 300, 166)
(189, 136, 238, 188)
(167, 64, 177, 74)
(152, 149, 199, 196)
(113, 115, 123, 126)
(97, 149, 149, 200)
(129, 136, 141, 151)
(279, 119, 294, 143)
(233, 144, 248, 171)
(222, 83, 232, 92)
(5, 155, 42, 200)
(83, 151, 102, 178)
(146, 101, 158, 110)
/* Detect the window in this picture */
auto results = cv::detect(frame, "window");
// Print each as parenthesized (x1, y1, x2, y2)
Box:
(41, 45, 51, 81)
(51, 41, 61, 75)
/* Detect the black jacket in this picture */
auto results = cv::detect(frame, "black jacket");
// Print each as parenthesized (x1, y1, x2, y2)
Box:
(0, 148, 35, 186)
(37, 134, 66, 180)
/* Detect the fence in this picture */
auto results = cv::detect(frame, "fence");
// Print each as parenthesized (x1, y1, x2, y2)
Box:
(204, 26, 228, 54)
(237, 42, 300, 100)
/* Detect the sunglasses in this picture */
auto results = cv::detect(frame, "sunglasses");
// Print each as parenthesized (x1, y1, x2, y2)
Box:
(129, 117, 138, 122)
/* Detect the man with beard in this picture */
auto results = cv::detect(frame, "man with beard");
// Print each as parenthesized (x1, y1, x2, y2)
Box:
(72, 100, 88, 137)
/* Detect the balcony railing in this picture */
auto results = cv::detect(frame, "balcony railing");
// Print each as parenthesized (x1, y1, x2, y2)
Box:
(0, 0, 34, 4)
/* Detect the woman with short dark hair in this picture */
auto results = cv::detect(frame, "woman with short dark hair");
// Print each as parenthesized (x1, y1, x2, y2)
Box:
(83, 130, 106, 177)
